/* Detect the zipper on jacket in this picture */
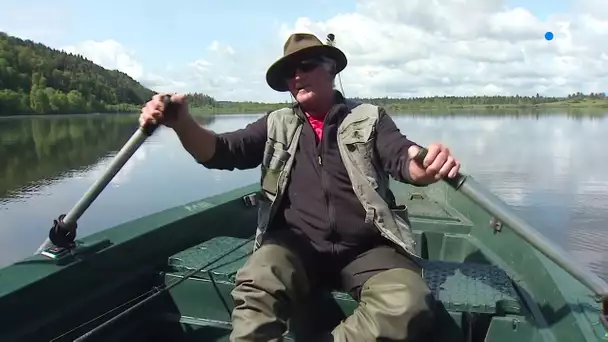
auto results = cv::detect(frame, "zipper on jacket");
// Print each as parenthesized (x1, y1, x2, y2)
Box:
(316, 115, 338, 255)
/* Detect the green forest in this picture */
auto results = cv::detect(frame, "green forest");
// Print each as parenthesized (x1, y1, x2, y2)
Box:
(0, 32, 155, 116)
(1, 31, 607, 116)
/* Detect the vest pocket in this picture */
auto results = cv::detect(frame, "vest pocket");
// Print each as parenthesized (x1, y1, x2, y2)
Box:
(344, 138, 379, 189)
(261, 147, 291, 196)
(262, 143, 274, 167)
(262, 168, 282, 196)
(341, 120, 378, 181)
(341, 127, 373, 145)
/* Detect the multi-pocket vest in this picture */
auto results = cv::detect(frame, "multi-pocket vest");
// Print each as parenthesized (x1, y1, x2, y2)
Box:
(256, 99, 419, 260)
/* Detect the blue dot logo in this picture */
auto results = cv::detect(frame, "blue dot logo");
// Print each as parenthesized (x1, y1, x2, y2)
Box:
(545, 31, 554, 41)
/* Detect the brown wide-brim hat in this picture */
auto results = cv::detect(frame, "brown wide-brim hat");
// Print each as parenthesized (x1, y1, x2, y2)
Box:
(266, 33, 347, 92)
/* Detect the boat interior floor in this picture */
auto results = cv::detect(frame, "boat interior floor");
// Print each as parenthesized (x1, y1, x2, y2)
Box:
(119, 234, 535, 342)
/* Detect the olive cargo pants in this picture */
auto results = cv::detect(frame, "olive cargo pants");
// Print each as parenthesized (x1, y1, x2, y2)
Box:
(229, 231, 456, 342)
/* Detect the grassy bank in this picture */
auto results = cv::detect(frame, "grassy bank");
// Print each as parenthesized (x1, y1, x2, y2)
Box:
(383, 98, 608, 111)
(4, 99, 606, 119)
(188, 97, 608, 116)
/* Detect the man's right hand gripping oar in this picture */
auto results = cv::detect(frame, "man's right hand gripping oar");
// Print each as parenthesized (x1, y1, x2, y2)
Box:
(140, 93, 217, 164)
(139, 93, 187, 128)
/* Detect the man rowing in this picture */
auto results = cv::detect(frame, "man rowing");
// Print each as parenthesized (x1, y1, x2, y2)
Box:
(139, 32, 461, 342)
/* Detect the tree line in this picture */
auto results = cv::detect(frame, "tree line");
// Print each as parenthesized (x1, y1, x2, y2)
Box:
(353, 92, 606, 106)
(187, 92, 608, 114)
(0, 31, 606, 116)
(0, 32, 154, 116)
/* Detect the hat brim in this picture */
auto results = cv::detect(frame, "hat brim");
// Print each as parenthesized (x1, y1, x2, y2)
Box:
(266, 45, 347, 92)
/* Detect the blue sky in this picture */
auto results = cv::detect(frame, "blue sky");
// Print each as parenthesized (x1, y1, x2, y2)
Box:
(2, 0, 356, 71)
(507, 0, 570, 19)
(1, 0, 605, 101)
(3, 0, 565, 67)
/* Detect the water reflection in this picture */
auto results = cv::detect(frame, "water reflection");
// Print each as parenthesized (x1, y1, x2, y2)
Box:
(0, 112, 606, 282)
(391, 114, 608, 278)
(0, 114, 217, 200)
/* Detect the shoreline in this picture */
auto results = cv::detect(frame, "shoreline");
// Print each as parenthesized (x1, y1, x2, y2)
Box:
(2, 101, 607, 118)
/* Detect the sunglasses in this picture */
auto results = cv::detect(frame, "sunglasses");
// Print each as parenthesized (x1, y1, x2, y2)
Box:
(285, 58, 323, 78)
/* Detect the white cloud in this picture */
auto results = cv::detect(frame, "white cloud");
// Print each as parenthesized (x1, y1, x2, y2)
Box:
(58, 0, 608, 102)
(61, 40, 145, 80)
(578, 0, 608, 20)
(59, 38, 272, 100)
(208, 40, 236, 56)
(0, 4, 68, 44)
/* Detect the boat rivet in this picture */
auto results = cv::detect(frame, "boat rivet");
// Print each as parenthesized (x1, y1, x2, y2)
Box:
(490, 217, 502, 233)
(512, 318, 519, 330)
(242, 193, 258, 207)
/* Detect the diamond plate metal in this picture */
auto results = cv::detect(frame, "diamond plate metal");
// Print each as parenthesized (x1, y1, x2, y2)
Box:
(168, 237, 521, 316)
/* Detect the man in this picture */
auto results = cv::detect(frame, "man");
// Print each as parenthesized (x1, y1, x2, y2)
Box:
(139, 33, 461, 342)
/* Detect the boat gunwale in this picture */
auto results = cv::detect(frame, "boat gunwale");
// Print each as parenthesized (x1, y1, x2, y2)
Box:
(1, 176, 607, 340)
(428, 175, 608, 336)
(0, 183, 261, 298)
(446, 174, 608, 300)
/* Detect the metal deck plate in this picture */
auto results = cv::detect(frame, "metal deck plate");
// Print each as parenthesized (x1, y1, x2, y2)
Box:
(168, 236, 521, 316)
(422, 260, 521, 315)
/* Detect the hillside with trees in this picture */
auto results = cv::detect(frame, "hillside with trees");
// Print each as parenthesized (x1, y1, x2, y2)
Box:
(0, 32, 155, 116)
(0, 32, 606, 117)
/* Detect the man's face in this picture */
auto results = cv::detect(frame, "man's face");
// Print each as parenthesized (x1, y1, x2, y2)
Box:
(286, 58, 334, 105)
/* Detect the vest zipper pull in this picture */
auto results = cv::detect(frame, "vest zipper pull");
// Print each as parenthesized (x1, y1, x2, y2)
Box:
(318, 155, 322, 165)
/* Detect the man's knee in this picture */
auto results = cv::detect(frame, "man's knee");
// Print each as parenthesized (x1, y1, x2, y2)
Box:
(230, 243, 309, 341)
(347, 268, 435, 341)
(363, 267, 433, 315)
(232, 243, 307, 302)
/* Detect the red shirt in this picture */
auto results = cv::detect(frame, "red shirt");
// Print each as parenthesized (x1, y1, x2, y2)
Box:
(305, 113, 325, 142)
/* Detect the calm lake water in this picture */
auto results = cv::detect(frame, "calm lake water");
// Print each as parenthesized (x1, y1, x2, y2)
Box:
(0, 112, 607, 282)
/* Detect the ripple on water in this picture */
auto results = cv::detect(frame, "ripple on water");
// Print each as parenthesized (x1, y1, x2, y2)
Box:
(569, 244, 608, 282)
(1, 114, 607, 282)
(2, 180, 53, 202)
(567, 179, 608, 281)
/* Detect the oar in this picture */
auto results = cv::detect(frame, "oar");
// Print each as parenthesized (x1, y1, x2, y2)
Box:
(414, 147, 608, 317)
(412, 147, 466, 189)
(34, 96, 174, 257)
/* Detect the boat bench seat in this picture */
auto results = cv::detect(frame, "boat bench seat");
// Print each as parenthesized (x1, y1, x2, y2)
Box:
(166, 236, 522, 318)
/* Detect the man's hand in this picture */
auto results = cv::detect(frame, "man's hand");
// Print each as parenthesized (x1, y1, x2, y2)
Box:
(139, 93, 193, 129)
(407, 143, 460, 185)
